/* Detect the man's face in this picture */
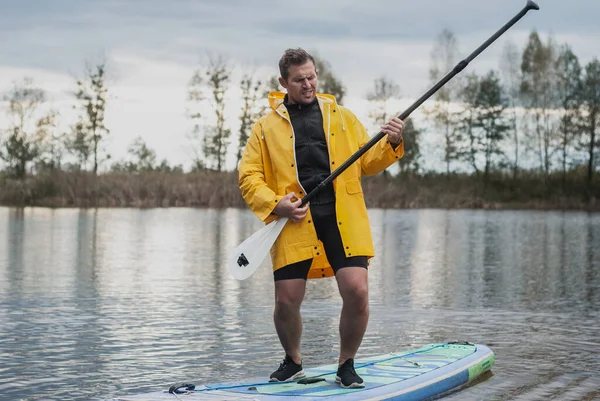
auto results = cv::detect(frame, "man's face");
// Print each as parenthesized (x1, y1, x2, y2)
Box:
(279, 61, 318, 105)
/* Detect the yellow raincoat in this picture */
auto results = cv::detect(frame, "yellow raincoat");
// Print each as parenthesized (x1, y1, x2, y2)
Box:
(238, 92, 404, 279)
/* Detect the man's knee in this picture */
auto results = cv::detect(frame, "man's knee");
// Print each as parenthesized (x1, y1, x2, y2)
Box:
(275, 293, 302, 311)
(274, 281, 306, 312)
(349, 284, 369, 308)
(339, 278, 369, 309)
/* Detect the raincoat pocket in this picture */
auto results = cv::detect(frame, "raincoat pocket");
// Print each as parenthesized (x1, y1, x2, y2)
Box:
(345, 178, 363, 195)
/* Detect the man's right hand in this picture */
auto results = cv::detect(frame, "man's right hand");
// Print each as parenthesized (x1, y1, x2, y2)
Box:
(273, 192, 309, 222)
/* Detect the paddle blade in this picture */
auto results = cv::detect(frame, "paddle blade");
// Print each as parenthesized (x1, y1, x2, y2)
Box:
(228, 217, 289, 280)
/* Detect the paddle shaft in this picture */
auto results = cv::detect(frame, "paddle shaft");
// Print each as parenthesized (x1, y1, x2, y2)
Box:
(301, 0, 539, 206)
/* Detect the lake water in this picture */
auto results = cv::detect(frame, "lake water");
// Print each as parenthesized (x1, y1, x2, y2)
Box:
(1, 207, 599, 401)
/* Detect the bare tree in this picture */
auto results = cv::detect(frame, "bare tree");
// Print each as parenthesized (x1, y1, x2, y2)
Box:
(474, 71, 510, 191)
(65, 120, 92, 171)
(367, 76, 400, 127)
(580, 58, 600, 187)
(1, 78, 55, 178)
(72, 62, 110, 174)
(237, 72, 265, 166)
(111, 136, 157, 173)
(500, 40, 522, 180)
(457, 72, 481, 174)
(554, 45, 583, 190)
(520, 31, 557, 178)
(205, 56, 232, 171)
(398, 118, 422, 174)
(36, 110, 63, 172)
(186, 69, 207, 171)
(428, 29, 462, 174)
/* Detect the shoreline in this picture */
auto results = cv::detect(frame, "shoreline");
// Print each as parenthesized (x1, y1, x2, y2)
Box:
(1, 170, 598, 211)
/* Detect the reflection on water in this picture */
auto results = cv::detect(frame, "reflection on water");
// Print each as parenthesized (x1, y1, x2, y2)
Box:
(369, 209, 600, 311)
(0, 207, 599, 401)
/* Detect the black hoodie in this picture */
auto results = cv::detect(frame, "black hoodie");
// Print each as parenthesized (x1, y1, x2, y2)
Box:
(285, 96, 335, 205)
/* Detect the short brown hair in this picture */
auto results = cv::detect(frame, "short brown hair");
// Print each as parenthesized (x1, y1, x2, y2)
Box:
(278, 48, 316, 81)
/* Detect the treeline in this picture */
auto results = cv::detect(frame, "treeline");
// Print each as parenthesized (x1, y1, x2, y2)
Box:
(426, 30, 599, 194)
(0, 29, 599, 209)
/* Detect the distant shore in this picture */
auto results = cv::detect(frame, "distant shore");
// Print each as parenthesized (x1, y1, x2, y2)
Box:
(0, 171, 598, 211)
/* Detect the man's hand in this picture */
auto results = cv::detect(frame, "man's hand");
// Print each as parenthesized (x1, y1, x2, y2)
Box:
(382, 117, 405, 145)
(273, 192, 309, 222)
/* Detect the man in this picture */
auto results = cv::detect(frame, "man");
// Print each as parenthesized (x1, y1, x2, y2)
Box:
(238, 48, 404, 388)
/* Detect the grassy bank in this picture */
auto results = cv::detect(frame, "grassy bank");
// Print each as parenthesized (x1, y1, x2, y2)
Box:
(363, 172, 598, 210)
(0, 170, 598, 210)
(0, 171, 246, 208)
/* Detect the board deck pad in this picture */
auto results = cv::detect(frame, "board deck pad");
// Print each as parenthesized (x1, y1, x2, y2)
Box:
(115, 343, 494, 400)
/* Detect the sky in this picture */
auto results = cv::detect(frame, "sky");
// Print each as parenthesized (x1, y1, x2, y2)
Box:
(1, 0, 599, 171)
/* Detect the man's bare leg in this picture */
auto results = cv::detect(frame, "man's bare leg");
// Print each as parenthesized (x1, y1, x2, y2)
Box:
(273, 278, 307, 364)
(335, 267, 369, 365)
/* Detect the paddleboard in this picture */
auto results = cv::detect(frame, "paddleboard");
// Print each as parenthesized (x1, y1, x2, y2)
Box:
(114, 342, 494, 400)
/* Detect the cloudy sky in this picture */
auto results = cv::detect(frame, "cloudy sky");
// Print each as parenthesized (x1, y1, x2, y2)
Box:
(1, 0, 599, 171)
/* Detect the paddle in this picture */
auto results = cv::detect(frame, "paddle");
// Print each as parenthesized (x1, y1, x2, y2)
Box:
(228, 0, 540, 280)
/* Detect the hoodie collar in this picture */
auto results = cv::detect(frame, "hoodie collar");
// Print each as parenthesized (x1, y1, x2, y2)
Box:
(283, 94, 319, 111)
(268, 91, 337, 112)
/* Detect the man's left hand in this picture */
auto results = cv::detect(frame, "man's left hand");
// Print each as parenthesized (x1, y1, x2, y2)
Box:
(381, 117, 404, 145)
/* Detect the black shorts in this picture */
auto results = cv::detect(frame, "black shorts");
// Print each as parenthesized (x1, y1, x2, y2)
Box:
(273, 203, 368, 281)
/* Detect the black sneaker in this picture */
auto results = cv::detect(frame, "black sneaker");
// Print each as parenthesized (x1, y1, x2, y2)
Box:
(269, 355, 305, 382)
(335, 358, 364, 388)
